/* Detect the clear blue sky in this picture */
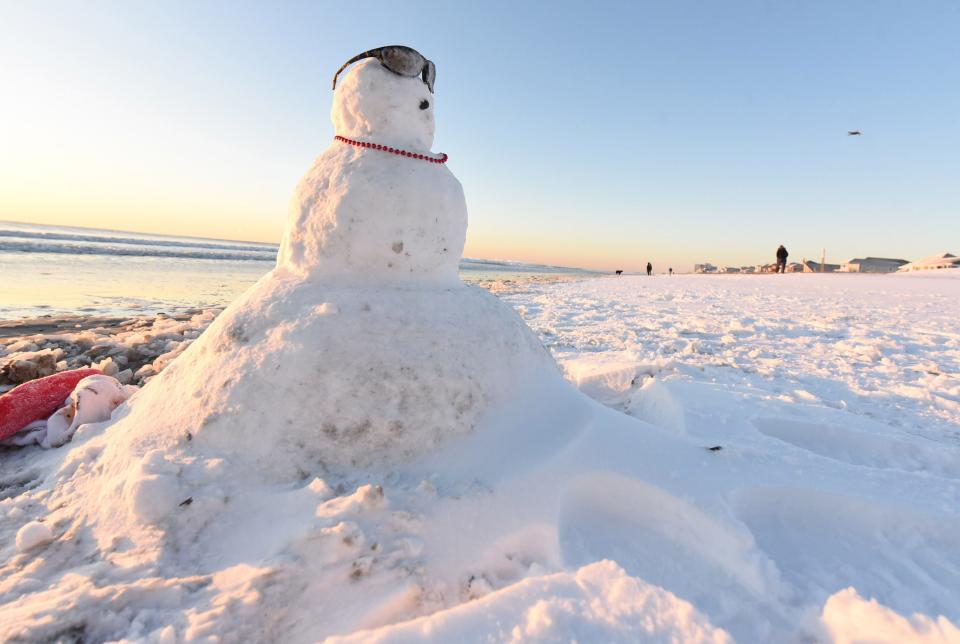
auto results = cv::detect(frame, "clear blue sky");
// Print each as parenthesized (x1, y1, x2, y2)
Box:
(1, 0, 958, 271)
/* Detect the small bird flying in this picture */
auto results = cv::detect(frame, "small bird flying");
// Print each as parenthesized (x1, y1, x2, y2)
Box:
(847, 130, 862, 136)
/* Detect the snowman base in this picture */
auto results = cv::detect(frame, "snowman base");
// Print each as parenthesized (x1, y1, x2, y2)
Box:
(98, 272, 559, 483)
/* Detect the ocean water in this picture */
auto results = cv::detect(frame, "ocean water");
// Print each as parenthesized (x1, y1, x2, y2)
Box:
(0, 222, 595, 319)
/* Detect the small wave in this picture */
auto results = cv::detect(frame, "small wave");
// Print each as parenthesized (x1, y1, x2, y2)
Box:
(460, 257, 594, 274)
(0, 240, 277, 262)
(0, 227, 276, 254)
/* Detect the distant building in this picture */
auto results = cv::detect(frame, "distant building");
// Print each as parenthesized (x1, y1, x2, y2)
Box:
(694, 263, 717, 274)
(839, 257, 909, 273)
(719, 266, 740, 274)
(802, 260, 840, 273)
(785, 262, 804, 273)
(740, 266, 755, 273)
(898, 252, 960, 271)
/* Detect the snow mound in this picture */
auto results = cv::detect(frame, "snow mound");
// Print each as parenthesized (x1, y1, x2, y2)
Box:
(625, 376, 686, 434)
(821, 587, 960, 644)
(330, 561, 731, 643)
(93, 280, 554, 484)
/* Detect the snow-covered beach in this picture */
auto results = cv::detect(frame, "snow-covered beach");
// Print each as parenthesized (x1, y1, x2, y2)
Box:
(2, 271, 959, 642)
(2, 33, 958, 644)
(508, 271, 960, 451)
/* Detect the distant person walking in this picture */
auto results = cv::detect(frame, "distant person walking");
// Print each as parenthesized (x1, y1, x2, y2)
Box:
(668, 267, 673, 276)
(646, 262, 653, 276)
(776, 245, 789, 273)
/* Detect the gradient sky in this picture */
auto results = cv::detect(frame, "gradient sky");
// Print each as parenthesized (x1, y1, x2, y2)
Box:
(1, 1, 958, 271)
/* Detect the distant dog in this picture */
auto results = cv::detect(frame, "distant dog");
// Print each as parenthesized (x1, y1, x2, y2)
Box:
(615, 270, 623, 276)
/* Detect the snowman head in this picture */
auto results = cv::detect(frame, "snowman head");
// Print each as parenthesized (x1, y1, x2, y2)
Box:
(331, 58, 435, 151)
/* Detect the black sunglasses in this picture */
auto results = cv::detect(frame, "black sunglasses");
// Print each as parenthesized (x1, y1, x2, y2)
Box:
(332, 45, 436, 93)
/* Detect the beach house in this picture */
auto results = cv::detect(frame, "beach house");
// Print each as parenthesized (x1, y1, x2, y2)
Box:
(838, 257, 909, 273)
(898, 252, 960, 271)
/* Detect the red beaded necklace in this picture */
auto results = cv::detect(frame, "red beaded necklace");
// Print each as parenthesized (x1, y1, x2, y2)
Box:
(334, 135, 449, 164)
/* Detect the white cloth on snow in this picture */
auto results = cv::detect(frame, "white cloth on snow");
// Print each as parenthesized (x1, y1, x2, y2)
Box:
(2, 375, 138, 448)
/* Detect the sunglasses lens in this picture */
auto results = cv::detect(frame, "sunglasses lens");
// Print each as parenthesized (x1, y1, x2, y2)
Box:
(380, 46, 425, 77)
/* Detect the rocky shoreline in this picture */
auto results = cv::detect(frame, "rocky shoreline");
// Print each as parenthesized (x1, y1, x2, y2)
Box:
(0, 309, 221, 393)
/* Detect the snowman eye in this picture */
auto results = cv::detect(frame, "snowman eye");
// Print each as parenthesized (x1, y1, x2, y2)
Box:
(419, 99, 430, 110)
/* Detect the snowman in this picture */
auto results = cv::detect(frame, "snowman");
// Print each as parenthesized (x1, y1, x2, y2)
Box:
(85, 46, 561, 488)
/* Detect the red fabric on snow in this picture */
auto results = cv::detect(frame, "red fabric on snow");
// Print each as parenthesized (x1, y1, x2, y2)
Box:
(0, 368, 102, 440)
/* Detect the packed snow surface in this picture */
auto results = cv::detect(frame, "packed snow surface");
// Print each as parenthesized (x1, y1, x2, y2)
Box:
(2, 272, 959, 642)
